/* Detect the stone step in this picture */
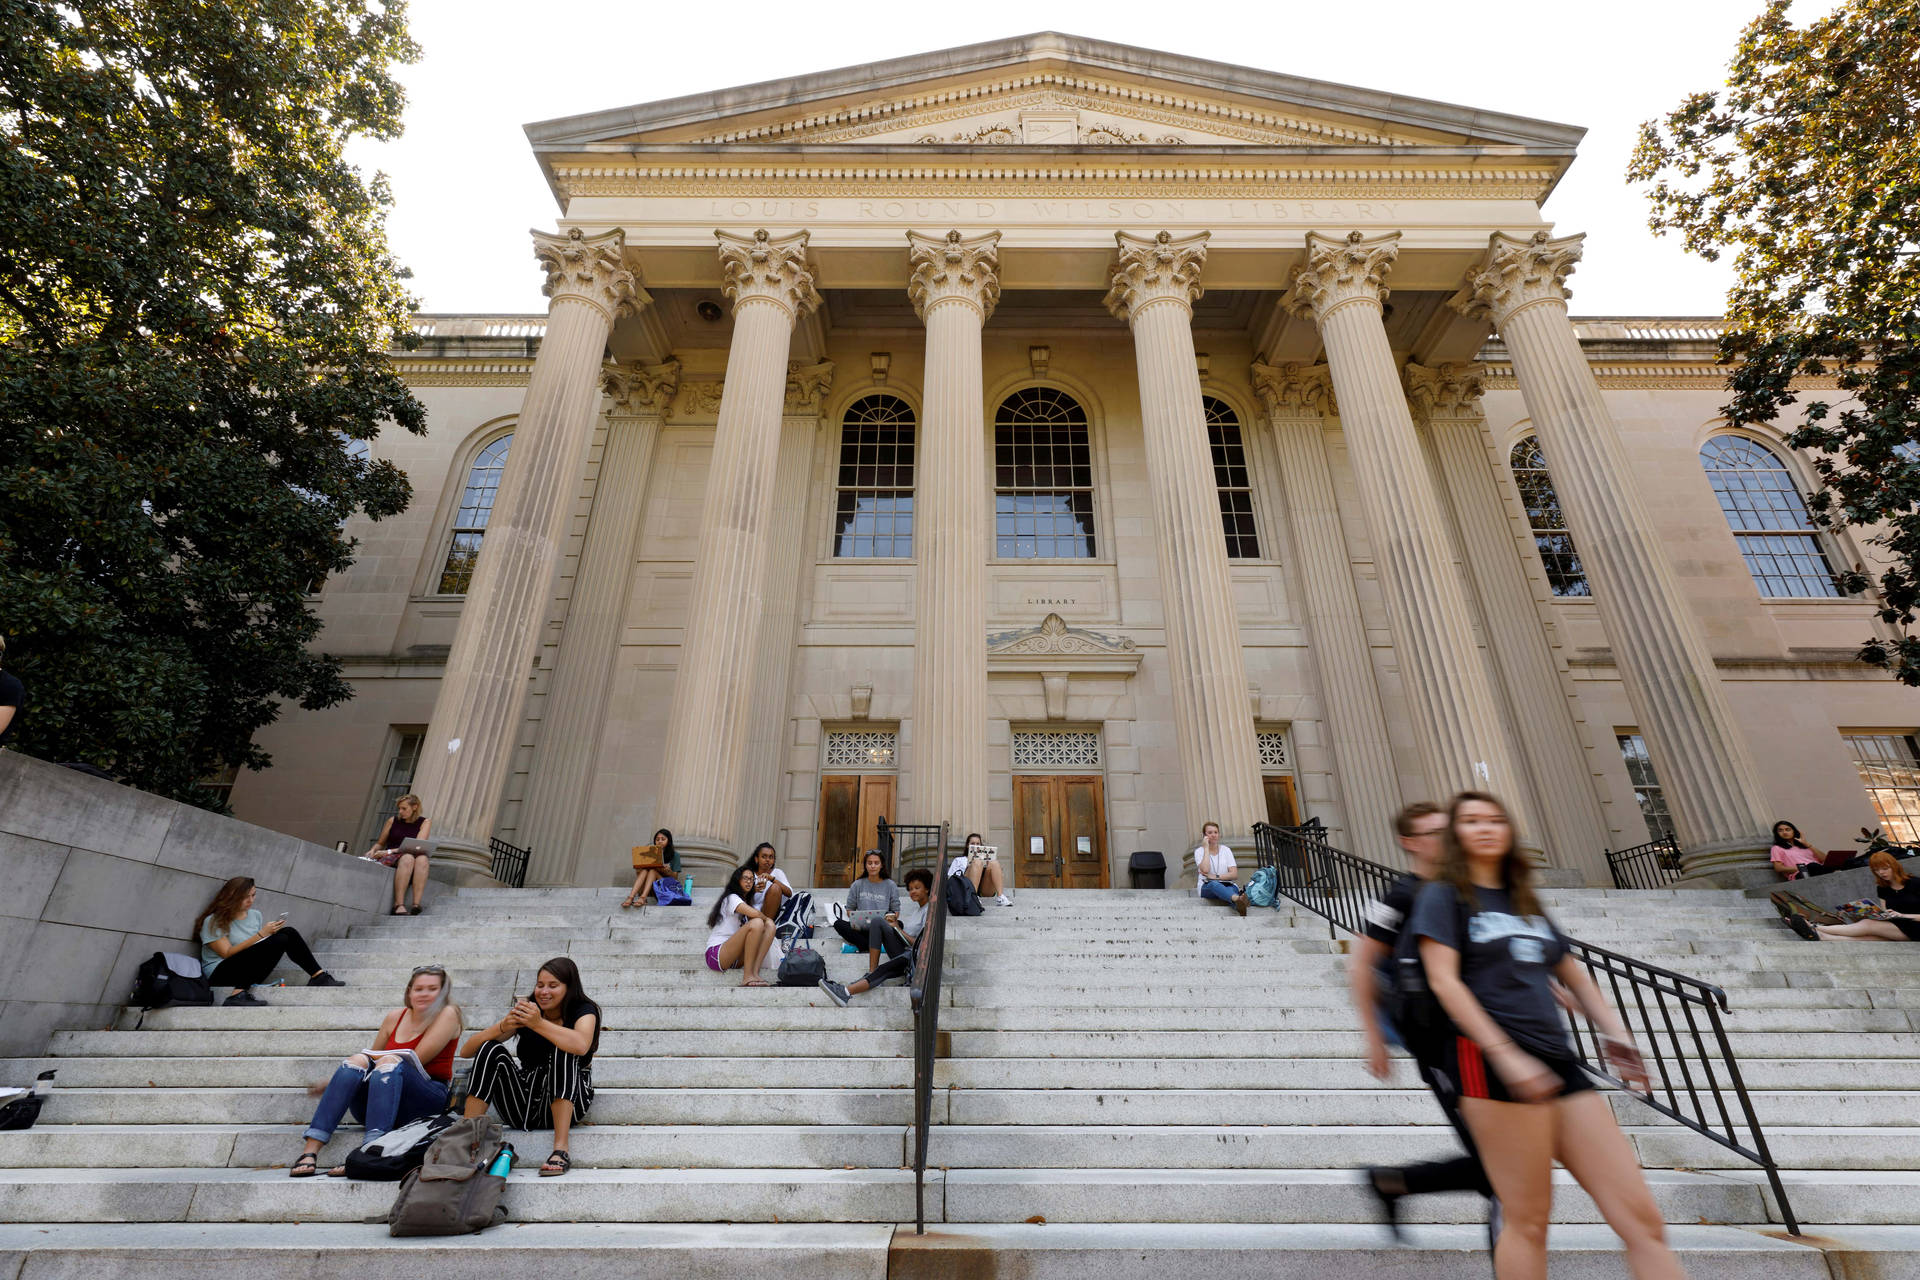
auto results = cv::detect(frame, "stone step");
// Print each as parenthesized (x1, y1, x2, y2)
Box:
(54, 1028, 917, 1058)
(935, 1029, 1920, 1060)
(9, 1055, 911, 1090)
(115, 1004, 908, 1033)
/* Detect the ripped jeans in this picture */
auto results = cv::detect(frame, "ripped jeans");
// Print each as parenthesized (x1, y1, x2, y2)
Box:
(302, 1052, 449, 1145)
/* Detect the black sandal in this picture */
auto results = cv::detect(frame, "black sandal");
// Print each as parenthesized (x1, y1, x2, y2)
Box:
(539, 1149, 571, 1177)
(288, 1153, 319, 1178)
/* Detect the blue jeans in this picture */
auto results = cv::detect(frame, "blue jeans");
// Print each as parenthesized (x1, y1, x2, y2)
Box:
(303, 1053, 448, 1144)
(1199, 879, 1242, 905)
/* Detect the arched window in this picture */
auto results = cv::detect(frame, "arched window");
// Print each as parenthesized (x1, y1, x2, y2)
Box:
(833, 394, 916, 557)
(1508, 436, 1589, 597)
(437, 434, 511, 594)
(1205, 397, 1260, 559)
(994, 387, 1095, 559)
(1699, 435, 1839, 598)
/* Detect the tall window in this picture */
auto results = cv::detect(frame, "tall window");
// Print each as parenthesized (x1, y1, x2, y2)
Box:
(1509, 436, 1589, 597)
(994, 387, 1096, 559)
(1616, 733, 1677, 845)
(437, 434, 511, 594)
(1699, 435, 1839, 598)
(367, 728, 425, 848)
(1845, 733, 1920, 842)
(833, 394, 916, 557)
(1206, 397, 1260, 559)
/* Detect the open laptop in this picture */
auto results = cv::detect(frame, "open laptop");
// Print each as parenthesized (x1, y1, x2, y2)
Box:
(396, 838, 438, 858)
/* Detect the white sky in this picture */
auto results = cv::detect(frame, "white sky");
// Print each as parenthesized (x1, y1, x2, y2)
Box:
(357, 0, 1769, 317)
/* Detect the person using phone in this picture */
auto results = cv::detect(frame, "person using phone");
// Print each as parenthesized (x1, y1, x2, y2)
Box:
(193, 876, 344, 1006)
(1193, 821, 1250, 916)
(946, 832, 1012, 907)
(460, 957, 600, 1177)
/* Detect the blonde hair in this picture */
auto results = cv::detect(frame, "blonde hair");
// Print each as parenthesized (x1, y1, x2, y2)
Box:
(397, 794, 422, 815)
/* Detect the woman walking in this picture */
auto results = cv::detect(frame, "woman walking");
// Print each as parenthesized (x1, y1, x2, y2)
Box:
(1408, 792, 1680, 1280)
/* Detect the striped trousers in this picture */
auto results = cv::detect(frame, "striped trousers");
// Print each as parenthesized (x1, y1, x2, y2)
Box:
(466, 1038, 594, 1129)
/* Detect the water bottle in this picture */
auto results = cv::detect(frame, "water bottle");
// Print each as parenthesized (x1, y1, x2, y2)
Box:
(683, 874, 694, 896)
(487, 1144, 514, 1177)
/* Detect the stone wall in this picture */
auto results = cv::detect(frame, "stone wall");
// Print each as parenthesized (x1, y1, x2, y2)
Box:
(0, 751, 434, 1056)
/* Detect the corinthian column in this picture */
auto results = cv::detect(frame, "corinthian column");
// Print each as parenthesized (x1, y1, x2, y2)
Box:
(1250, 362, 1401, 859)
(412, 228, 642, 879)
(519, 359, 679, 885)
(907, 230, 1000, 833)
(1407, 361, 1611, 878)
(1106, 231, 1265, 838)
(1453, 231, 1773, 879)
(1285, 231, 1538, 852)
(656, 229, 820, 876)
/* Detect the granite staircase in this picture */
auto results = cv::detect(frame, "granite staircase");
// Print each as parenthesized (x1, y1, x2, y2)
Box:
(0, 883, 1916, 1276)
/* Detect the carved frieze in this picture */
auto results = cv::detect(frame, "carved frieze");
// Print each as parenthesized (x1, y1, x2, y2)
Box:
(988, 613, 1142, 678)
(677, 380, 726, 417)
(602, 359, 682, 417)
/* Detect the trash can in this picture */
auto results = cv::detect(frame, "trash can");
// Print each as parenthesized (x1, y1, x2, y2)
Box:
(1128, 850, 1167, 890)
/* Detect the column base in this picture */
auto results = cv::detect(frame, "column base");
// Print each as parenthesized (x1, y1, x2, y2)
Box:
(673, 836, 751, 893)
(431, 838, 506, 889)
(1677, 835, 1776, 889)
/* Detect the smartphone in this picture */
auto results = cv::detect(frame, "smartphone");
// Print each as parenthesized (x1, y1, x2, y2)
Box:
(274, 913, 288, 922)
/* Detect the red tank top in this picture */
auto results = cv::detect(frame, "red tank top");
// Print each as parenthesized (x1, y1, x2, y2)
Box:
(386, 1011, 455, 1081)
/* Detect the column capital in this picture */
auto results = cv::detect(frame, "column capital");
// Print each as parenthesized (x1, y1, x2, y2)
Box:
(602, 358, 681, 417)
(1450, 230, 1585, 327)
(716, 228, 822, 318)
(534, 227, 645, 322)
(784, 360, 836, 415)
(1251, 360, 1338, 420)
(1104, 230, 1209, 323)
(907, 229, 1002, 321)
(1403, 361, 1488, 424)
(1283, 230, 1400, 324)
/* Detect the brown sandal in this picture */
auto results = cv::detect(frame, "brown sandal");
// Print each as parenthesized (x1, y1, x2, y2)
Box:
(539, 1149, 571, 1177)
(288, 1153, 319, 1178)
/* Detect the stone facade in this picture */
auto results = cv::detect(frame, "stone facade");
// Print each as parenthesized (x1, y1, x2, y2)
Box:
(230, 34, 1920, 889)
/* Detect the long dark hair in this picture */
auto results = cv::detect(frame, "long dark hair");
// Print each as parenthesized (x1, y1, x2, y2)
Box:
(653, 828, 682, 874)
(1437, 791, 1542, 919)
(750, 842, 777, 873)
(195, 876, 256, 938)
(862, 848, 890, 880)
(1771, 819, 1807, 850)
(533, 956, 599, 1055)
(707, 862, 758, 928)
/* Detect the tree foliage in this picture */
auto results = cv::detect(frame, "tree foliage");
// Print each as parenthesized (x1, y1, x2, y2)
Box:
(0, 0, 425, 803)
(1630, 0, 1920, 681)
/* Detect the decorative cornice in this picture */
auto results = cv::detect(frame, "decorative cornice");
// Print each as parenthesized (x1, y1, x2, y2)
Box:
(784, 361, 836, 414)
(907, 229, 1003, 321)
(532, 227, 643, 322)
(715, 227, 821, 317)
(603, 359, 682, 416)
(1250, 361, 1337, 420)
(1403, 361, 1487, 422)
(1283, 229, 1400, 323)
(391, 359, 534, 387)
(1104, 230, 1208, 322)
(1451, 230, 1583, 327)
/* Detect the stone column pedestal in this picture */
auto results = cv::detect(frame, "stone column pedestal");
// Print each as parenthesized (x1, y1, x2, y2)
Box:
(655, 229, 820, 873)
(1453, 231, 1774, 881)
(410, 228, 642, 878)
(1106, 231, 1266, 836)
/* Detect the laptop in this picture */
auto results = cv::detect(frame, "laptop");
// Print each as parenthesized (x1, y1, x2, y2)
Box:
(396, 838, 439, 858)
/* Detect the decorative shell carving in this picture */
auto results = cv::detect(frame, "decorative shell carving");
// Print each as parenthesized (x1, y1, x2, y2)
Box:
(987, 612, 1136, 656)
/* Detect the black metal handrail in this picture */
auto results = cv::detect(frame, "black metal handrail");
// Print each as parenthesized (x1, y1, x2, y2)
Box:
(909, 819, 952, 1235)
(488, 836, 531, 889)
(1250, 819, 1799, 1235)
(1605, 835, 1685, 890)
(878, 817, 947, 879)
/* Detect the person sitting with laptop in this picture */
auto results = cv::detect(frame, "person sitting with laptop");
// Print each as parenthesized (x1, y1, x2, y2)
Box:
(363, 794, 433, 916)
(830, 849, 903, 973)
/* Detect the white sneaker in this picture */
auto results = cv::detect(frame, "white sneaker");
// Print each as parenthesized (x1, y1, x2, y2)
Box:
(995, 893, 1013, 907)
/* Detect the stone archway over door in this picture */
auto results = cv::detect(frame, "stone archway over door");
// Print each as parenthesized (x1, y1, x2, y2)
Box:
(1013, 775, 1108, 888)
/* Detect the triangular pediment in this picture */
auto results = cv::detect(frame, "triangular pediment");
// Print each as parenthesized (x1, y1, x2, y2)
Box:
(526, 32, 1584, 157)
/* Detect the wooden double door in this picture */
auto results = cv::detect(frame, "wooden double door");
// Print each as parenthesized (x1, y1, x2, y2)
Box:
(817, 774, 895, 887)
(1012, 775, 1109, 889)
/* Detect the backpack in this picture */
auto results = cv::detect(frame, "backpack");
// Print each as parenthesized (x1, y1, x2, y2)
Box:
(945, 871, 985, 917)
(776, 942, 827, 987)
(387, 1115, 509, 1236)
(653, 876, 691, 906)
(131, 952, 214, 1013)
(1770, 889, 1844, 927)
(774, 890, 815, 942)
(344, 1109, 459, 1181)
(1382, 890, 1471, 1057)
(1245, 866, 1278, 909)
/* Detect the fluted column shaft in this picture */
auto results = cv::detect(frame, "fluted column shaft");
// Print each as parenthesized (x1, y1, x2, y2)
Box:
(1252, 363, 1402, 859)
(1411, 363, 1612, 878)
(1107, 232, 1265, 836)
(412, 229, 641, 877)
(908, 230, 1000, 833)
(519, 362, 679, 885)
(656, 229, 819, 876)
(1456, 232, 1772, 877)
(1289, 231, 1538, 850)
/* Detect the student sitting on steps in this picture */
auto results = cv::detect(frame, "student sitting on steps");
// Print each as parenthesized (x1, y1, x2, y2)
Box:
(948, 832, 1013, 907)
(460, 957, 600, 1178)
(1194, 821, 1251, 916)
(290, 964, 461, 1177)
(748, 841, 793, 922)
(705, 863, 778, 986)
(831, 850, 905, 972)
(194, 876, 345, 1006)
(819, 868, 934, 1006)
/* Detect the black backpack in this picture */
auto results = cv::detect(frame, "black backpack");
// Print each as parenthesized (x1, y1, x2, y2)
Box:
(945, 872, 985, 917)
(131, 952, 215, 1012)
(1383, 891, 1470, 1056)
(346, 1109, 460, 1181)
(777, 942, 827, 987)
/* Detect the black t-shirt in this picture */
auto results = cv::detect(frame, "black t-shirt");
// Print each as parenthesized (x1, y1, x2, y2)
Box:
(1364, 873, 1422, 982)
(513, 999, 601, 1074)
(1878, 881, 1920, 915)
(1408, 880, 1573, 1059)
(0, 670, 22, 745)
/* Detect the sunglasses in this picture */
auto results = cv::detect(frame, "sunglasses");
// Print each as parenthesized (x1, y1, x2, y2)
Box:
(410, 965, 448, 977)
